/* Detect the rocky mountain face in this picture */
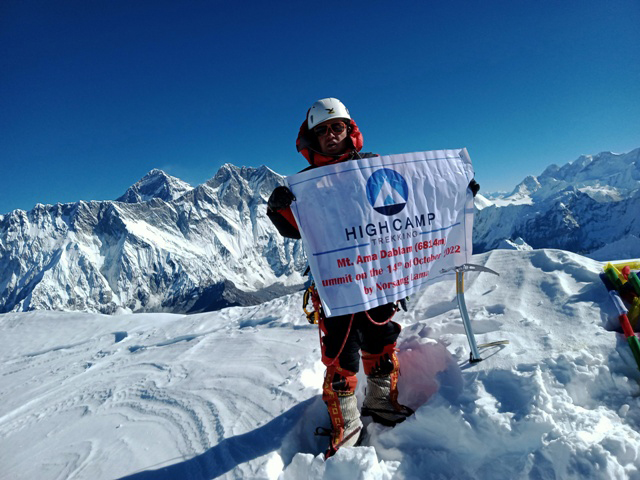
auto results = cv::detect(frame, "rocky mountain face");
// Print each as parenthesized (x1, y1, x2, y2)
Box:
(116, 169, 193, 203)
(1, 148, 638, 314)
(474, 148, 640, 259)
(0, 165, 306, 314)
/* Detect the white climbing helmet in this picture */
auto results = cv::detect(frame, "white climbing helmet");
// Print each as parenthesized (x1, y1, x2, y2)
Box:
(307, 97, 351, 130)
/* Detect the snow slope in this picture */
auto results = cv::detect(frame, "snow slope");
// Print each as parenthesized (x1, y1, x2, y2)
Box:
(474, 148, 640, 256)
(2, 249, 640, 479)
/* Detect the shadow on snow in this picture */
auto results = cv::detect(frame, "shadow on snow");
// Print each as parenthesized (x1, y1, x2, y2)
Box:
(118, 397, 319, 480)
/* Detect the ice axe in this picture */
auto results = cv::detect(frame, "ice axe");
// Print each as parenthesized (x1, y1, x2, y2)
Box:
(441, 263, 506, 363)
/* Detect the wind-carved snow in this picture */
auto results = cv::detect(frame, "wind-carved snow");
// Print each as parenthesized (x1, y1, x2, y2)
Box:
(2, 249, 640, 479)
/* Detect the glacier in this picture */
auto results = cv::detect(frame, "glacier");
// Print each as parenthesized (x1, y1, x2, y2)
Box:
(0, 165, 305, 314)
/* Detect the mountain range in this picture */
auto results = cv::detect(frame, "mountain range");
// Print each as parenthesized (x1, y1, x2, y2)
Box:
(0, 165, 305, 314)
(0, 148, 638, 314)
(474, 148, 640, 260)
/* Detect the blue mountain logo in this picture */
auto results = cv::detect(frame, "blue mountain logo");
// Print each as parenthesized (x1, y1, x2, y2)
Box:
(366, 168, 409, 216)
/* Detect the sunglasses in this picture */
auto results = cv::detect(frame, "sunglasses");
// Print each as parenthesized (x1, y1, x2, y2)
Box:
(314, 122, 347, 137)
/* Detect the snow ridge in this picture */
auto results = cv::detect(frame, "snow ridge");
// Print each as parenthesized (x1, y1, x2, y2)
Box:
(117, 169, 194, 203)
(474, 148, 640, 259)
(0, 165, 304, 314)
(513, 148, 640, 202)
(1, 147, 638, 314)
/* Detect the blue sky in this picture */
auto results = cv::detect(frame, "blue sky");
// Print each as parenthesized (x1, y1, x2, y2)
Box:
(1, 0, 638, 214)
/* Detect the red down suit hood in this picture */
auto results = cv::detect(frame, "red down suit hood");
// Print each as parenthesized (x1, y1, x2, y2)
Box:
(296, 118, 364, 167)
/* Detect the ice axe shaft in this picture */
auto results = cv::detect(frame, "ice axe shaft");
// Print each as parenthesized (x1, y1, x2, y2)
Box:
(441, 264, 500, 363)
(456, 270, 481, 362)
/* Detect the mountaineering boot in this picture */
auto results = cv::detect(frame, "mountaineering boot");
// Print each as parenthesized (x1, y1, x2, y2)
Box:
(361, 344, 414, 427)
(323, 393, 362, 458)
(322, 366, 363, 458)
(362, 374, 414, 426)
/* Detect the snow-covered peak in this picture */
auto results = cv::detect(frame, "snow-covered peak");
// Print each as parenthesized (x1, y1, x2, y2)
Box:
(538, 150, 633, 184)
(117, 169, 193, 203)
(474, 147, 640, 256)
(497, 175, 541, 205)
(473, 193, 494, 211)
(208, 163, 281, 186)
(506, 148, 640, 203)
(0, 163, 303, 314)
(205, 163, 285, 206)
(510, 175, 541, 197)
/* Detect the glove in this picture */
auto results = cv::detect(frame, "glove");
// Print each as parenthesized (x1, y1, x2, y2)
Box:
(268, 186, 296, 211)
(398, 297, 409, 312)
(468, 179, 480, 197)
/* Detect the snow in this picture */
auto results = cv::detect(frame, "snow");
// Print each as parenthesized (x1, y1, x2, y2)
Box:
(497, 237, 533, 251)
(509, 149, 640, 203)
(587, 235, 640, 262)
(0, 164, 306, 314)
(472, 194, 493, 211)
(491, 194, 535, 207)
(117, 169, 193, 204)
(474, 148, 640, 254)
(2, 249, 640, 479)
(4, 149, 638, 314)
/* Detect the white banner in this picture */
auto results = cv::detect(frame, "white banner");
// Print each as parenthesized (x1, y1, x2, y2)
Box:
(287, 149, 474, 317)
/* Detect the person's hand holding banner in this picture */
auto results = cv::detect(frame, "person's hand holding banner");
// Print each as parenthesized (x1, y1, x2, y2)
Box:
(287, 148, 475, 317)
(268, 186, 296, 211)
